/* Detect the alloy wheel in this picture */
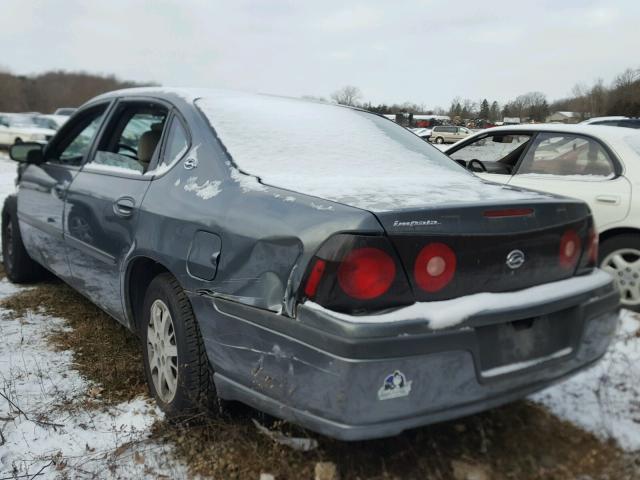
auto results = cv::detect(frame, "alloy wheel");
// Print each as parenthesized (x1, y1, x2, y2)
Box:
(601, 248, 640, 307)
(147, 299, 179, 403)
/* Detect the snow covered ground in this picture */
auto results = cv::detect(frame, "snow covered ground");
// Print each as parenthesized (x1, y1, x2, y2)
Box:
(0, 151, 637, 480)
(533, 309, 640, 451)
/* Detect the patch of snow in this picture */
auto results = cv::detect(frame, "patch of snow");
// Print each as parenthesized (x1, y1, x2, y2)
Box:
(183, 176, 221, 199)
(0, 286, 188, 478)
(196, 92, 546, 211)
(532, 309, 640, 452)
(229, 166, 268, 193)
(303, 269, 613, 329)
(310, 202, 334, 211)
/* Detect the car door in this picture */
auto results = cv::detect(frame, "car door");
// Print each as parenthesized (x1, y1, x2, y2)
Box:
(446, 132, 533, 184)
(16, 103, 110, 279)
(507, 132, 631, 230)
(63, 98, 170, 320)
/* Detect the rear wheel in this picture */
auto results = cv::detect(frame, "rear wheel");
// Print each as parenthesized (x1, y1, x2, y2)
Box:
(2, 196, 45, 283)
(599, 234, 640, 311)
(435, 136, 444, 144)
(141, 273, 215, 416)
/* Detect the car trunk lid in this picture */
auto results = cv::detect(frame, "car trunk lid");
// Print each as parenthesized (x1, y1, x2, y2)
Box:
(373, 199, 593, 302)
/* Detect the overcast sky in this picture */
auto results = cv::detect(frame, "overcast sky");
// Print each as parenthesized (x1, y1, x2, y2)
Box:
(1, 0, 638, 108)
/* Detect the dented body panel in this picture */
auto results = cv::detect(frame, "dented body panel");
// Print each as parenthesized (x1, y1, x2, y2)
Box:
(14, 88, 621, 440)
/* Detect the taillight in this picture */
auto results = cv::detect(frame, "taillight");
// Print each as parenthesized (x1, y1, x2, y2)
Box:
(337, 247, 396, 300)
(304, 259, 326, 298)
(300, 234, 413, 314)
(414, 242, 457, 292)
(559, 229, 581, 270)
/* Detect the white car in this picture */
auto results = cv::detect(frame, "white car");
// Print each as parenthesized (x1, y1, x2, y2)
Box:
(0, 114, 56, 146)
(445, 124, 640, 310)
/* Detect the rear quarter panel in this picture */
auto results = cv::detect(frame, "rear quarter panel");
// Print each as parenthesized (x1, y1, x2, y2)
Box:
(130, 105, 382, 319)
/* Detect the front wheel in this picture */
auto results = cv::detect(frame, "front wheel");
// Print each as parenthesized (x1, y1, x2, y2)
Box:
(599, 234, 640, 311)
(141, 273, 215, 416)
(435, 137, 444, 144)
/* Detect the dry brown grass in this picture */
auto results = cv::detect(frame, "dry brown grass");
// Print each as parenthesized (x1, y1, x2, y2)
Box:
(0, 279, 146, 404)
(0, 277, 632, 479)
(151, 400, 627, 480)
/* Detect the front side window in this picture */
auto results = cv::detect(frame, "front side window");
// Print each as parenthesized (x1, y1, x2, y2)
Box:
(48, 105, 107, 166)
(517, 133, 615, 178)
(88, 102, 168, 174)
(450, 134, 532, 169)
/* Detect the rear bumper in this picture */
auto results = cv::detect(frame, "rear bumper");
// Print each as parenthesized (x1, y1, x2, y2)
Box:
(188, 272, 620, 441)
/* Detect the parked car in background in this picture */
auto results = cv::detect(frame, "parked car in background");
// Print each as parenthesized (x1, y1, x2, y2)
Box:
(0, 114, 56, 146)
(429, 125, 471, 144)
(1, 88, 618, 440)
(581, 116, 640, 129)
(53, 107, 76, 116)
(445, 124, 640, 310)
(31, 114, 68, 131)
(408, 127, 432, 140)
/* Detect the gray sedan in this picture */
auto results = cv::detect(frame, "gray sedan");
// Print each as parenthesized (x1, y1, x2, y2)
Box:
(1, 88, 619, 440)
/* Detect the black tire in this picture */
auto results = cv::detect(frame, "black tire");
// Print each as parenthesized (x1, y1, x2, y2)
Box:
(435, 136, 444, 144)
(2, 196, 45, 283)
(599, 234, 640, 312)
(141, 272, 215, 417)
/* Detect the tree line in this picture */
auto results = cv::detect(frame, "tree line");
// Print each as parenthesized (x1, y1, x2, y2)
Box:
(328, 65, 640, 122)
(0, 69, 150, 114)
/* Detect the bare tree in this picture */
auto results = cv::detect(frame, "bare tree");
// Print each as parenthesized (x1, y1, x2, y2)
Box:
(330, 85, 362, 107)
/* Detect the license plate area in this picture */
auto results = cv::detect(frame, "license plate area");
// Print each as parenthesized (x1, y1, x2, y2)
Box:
(476, 307, 579, 378)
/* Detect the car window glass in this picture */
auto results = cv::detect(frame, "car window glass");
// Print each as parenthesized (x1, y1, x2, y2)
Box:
(450, 134, 531, 165)
(53, 107, 107, 167)
(518, 133, 615, 178)
(159, 118, 189, 169)
(89, 103, 168, 174)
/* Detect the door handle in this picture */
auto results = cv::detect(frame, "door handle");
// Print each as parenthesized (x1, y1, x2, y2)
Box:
(113, 197, 135, 218)
(595, 195, 620, 205)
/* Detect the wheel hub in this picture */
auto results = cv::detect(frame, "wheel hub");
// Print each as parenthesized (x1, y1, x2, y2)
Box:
(601, 248, 640, 307)
(147, 299, 179, 403)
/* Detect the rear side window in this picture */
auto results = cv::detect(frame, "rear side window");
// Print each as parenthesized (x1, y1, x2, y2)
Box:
(159, 117, 189, 169)
(88, 102, 168, 174)
(517, 133, 615, 178)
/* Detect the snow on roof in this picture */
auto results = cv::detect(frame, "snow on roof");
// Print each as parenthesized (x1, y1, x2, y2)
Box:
(195, 90, 544, 211)
(554, 111, 580, 118)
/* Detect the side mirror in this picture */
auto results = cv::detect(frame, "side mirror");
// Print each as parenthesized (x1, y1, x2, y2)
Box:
(9, 142, 44, 164)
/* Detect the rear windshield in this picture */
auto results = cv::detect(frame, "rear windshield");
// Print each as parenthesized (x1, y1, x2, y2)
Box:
(195, 93, 464, 183)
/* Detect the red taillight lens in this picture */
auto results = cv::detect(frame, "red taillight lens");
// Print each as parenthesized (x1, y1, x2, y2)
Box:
(414, 242, 457, 292)
(337, 247, 396, 300)
(559, 229, 581, 269)
(304, 259, 326, 298)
